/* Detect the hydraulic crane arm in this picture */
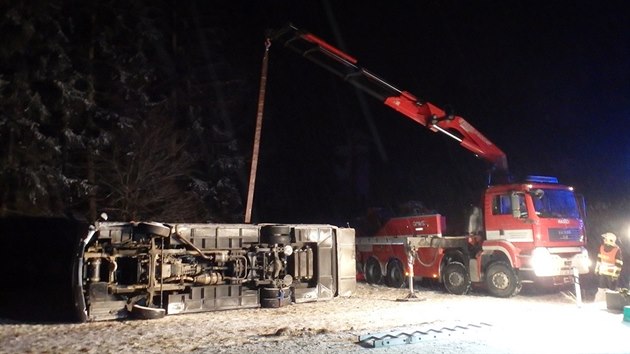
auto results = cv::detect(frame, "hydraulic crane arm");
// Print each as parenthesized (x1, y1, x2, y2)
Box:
(269, 24, 508, 172)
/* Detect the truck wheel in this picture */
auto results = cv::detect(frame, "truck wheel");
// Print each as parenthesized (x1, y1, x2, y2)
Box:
(442, 262, 471, 295)
(136, 222, 170, 237)
(365, 258, 382, 285)
(260, 225, 292, 245)
(485, 261, 520, 298)
(386, 260, 405, 288)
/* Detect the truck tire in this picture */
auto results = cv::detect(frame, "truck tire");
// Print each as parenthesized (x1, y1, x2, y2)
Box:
(365, 257, 383, 285)
(442, 262, 471, 295)
(485, 261, 521, 298)
(386, 260, 405, 288)
(260, 225, 292, 245)
(135, 222, 171, 238)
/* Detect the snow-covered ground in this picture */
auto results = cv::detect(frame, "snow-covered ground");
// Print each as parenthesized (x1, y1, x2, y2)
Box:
(1, 282, 628, 354)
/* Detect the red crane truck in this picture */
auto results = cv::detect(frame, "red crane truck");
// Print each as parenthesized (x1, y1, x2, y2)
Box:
(270, 24, 591, 297)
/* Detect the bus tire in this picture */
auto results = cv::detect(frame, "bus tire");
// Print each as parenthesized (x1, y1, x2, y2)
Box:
(260, 225, 292, 245)
(130, 304, 166, 320)
(136, 222, 171, 238)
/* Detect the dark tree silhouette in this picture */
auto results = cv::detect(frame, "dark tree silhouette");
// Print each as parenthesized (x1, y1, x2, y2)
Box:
(0, 0, 249, 222)
(0, 0, 93, 216)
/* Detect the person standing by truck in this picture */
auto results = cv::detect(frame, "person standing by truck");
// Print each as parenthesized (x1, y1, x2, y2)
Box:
(595, 232, 623, 290)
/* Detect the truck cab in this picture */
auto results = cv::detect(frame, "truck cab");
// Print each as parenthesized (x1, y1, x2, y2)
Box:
(478, 176, 590, 292)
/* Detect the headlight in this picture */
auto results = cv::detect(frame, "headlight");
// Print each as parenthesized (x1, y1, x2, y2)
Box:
(531, 247, 554, 276)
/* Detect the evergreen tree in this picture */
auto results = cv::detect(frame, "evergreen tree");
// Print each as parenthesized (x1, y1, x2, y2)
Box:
(0, 0, 91, 216)
(0, 0, 249, 222)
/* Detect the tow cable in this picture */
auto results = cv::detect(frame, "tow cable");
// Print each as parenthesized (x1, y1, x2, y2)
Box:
(245, 37, 271, 223)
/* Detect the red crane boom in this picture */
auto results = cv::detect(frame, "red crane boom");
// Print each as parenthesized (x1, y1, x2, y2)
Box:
(270, 24, 508, 172)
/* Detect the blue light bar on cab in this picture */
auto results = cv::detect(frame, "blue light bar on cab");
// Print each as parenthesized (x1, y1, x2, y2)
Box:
(526, 175, 559, 184)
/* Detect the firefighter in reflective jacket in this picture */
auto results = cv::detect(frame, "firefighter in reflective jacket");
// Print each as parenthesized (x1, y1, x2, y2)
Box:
(595, 232, 623, 290)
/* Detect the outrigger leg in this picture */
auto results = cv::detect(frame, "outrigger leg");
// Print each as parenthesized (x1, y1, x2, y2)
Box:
(397, 241, 425, 302)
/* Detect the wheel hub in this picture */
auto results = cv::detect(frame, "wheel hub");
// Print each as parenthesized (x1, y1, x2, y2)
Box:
(447, 272, 464, 286)
(491, 273, 509, 290)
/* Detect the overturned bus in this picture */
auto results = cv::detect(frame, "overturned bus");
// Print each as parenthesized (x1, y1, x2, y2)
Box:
(0, 216, 355, 322)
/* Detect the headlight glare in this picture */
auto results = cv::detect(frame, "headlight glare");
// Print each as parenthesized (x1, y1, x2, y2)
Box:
(531, 247, 554, 276)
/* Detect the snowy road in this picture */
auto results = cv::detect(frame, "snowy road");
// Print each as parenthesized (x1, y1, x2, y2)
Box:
(1, 283, 628, 353)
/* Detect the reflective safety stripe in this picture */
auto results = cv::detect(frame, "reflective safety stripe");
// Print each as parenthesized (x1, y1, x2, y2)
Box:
(597, 263, 621, 277)
(598, 246, 619, 263)
(596, 245, 623, 277)
(597, 245, 622, 277)
(486, 229, 533, 242)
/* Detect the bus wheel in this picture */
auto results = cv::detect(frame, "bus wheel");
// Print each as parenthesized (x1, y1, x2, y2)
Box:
(442, 262, 470, 295)
(135, 222, 171, 238)
(260, 225, 291, 245)
(485, 261, 520, 298)
(386, 260, 405, 288)
(365, 258, 383, 285)
(130, 304, 166, 320)
(260, 287, 291, 308)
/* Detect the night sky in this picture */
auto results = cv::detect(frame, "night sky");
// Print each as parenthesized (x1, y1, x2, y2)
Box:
(210, 1, 628, 225)
(6, 1, 621, 225)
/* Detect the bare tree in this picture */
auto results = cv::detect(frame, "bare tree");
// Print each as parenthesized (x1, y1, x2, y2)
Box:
(94, 108, 208, 222)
